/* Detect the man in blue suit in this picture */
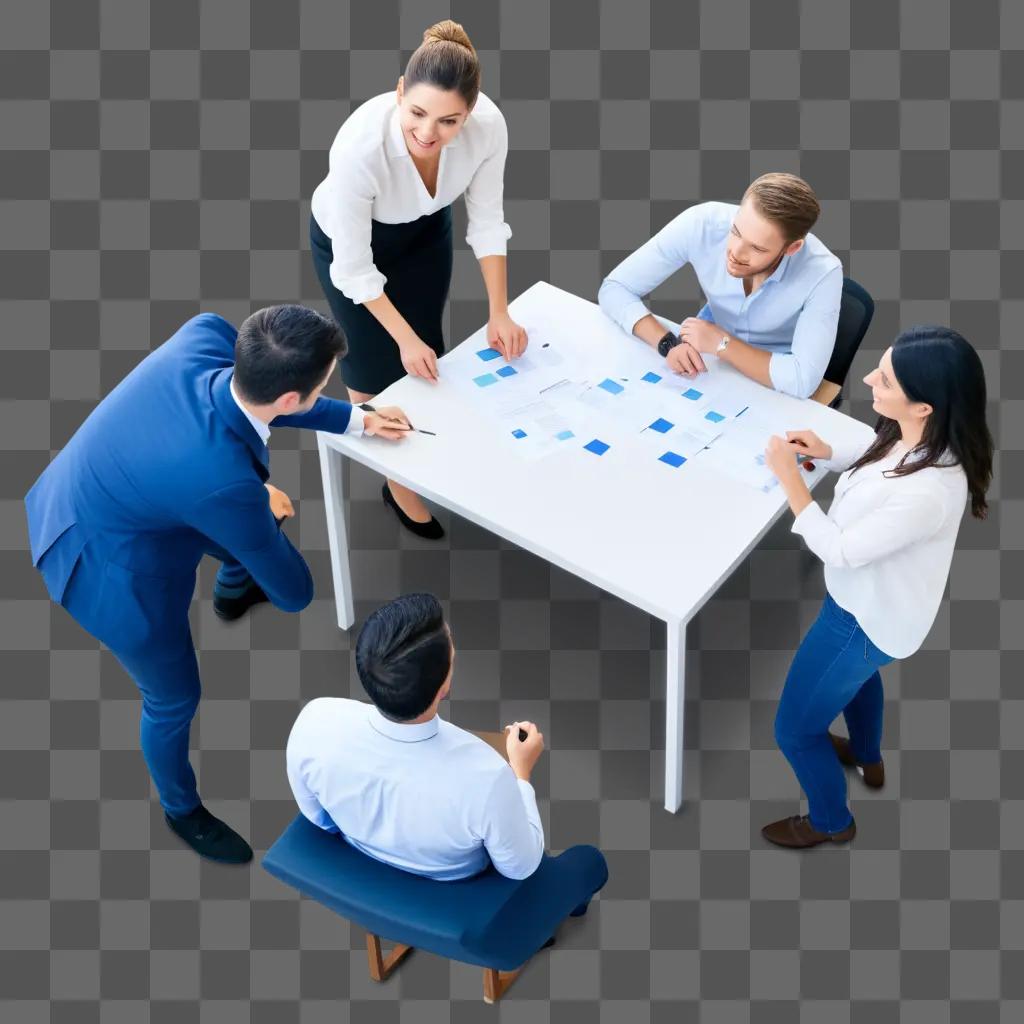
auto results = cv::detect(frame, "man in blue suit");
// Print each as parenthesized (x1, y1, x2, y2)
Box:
(25, 306, 410, 863)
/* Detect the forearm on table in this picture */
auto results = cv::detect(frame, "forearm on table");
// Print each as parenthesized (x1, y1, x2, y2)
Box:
(362, 292, 420, 348)
(717, 332, 774, 388)
(633, 313, 671, 349)
(478, 255, 509, 316)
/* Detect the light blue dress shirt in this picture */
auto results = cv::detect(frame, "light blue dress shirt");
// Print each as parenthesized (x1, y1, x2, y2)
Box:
(598, 201, 844, 398)
(286, 698, 545, 881)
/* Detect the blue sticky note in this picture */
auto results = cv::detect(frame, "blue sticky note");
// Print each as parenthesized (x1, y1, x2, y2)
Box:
(659, 451, 686, 468)
(682, 388, 703, 400)
(556, 429, 575, 441)
(597, 378, 625, 395)
(474, 373, 498, 388)
(705, 410, 725, 423)
(584, 439, 610, 456)
(476, 348, 501, 362)
(649, 417, 674, 434)
(642, 371, 662, 383)
(512, 428, 527, 439)
(496, 365, 518, 378)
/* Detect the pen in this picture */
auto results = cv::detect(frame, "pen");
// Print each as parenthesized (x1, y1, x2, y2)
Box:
(360, 403, 436, 436)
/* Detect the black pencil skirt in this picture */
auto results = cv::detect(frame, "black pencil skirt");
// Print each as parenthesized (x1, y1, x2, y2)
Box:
(309, 207, 453, 396)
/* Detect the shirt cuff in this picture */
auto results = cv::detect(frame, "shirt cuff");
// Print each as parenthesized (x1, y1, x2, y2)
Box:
(467, 222, 512, 260)
(516, 777, 542, 821)
(621, 298, 653, 337)
(329, 266, 387, 305)
(345, 407, 365, 437)
(791, 500, 827, 538)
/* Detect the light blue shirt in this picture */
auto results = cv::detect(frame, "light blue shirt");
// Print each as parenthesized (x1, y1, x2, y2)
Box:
(598, 201, 843, 398)
(286, 698, 545, 881)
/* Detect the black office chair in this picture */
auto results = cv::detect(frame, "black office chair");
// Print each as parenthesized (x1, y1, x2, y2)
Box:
(815, 277, 875, 408)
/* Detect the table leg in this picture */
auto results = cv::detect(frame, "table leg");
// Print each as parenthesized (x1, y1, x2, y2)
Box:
(316, 432, 355, 630)
(664, 617, 687, 813)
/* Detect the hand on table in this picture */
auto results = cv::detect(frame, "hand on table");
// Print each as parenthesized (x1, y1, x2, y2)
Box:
(364, 406, 412, 441)
(765, 435, 806, 481)
(505, 720, 544, 781)
(487, 312, 528, 360)
(264, 483, 294, 519)
(666, 339, 707, 378)
(678, 317, 723, 355)
(399, 336, 439, 382)
(781, 430, 832, 461)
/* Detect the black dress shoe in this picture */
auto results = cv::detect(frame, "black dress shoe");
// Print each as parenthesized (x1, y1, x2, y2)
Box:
(213, 579, 268, 621)
(381, 482, 445, 540)
(165, 805, 253, 864)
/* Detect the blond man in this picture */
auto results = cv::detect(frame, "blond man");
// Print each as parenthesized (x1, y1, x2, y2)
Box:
(599, 173, 842, 399)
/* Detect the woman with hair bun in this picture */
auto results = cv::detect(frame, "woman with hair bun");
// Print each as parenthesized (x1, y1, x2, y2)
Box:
(761, 325, 994, 849)
(310, 20, 527, 539)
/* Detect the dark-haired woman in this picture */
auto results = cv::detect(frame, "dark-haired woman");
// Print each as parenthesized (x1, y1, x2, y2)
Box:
(761, 325, 994, 848)
(310, 19, 526, 538)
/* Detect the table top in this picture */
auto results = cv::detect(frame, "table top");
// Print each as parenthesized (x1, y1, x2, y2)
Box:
(321, 282, 875, 623)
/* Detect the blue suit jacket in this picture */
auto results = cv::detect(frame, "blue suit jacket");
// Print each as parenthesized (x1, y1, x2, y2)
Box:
(25, 314, 352, 635)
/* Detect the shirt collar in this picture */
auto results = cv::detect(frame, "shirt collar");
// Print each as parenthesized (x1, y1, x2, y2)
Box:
(369, 706, 440, 743)
(229, 374, 271, 446)
(386, 104, 462, 159)
(767, 251, 792, 284)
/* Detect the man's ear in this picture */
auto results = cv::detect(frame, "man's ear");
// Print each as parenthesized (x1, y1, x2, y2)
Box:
(274, 391, 302, 416)
(785, 238, 805, 257)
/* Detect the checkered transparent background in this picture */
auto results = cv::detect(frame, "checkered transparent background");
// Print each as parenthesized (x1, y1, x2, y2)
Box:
(1, 1, 1022, 1020)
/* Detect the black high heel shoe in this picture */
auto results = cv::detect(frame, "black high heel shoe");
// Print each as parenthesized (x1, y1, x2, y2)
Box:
(381, 482, 445, 540)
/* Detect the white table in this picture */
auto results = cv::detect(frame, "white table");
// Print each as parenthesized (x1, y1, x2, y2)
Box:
(317, 282, 874, 812)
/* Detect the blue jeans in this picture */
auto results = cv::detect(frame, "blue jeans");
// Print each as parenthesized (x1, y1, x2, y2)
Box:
(774, 593, 895, 834)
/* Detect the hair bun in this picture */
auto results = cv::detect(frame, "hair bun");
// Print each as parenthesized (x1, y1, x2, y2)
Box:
(423, 19, 475, 54)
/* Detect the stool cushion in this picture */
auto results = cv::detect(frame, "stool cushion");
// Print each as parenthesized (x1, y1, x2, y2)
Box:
(262, 814, 608, 971)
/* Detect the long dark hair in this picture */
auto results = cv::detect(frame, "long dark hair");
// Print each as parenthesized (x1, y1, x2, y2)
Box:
(848, 325, 993, 519)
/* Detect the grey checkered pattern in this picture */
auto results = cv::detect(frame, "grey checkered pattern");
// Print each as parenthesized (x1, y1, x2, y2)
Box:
(1, 0, 1021, 1019)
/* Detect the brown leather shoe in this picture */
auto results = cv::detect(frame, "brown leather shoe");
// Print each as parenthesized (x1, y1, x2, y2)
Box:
(829, 732, 885, 789)
(761, 814, 856, 849)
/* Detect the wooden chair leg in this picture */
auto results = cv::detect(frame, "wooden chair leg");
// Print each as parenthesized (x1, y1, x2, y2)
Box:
(482, 966, 521, 1004)
(365, 932, 413, 982)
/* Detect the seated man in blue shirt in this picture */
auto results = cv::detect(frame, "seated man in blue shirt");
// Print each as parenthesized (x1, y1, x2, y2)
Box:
(286, 593, 550, 881)
(288, 595, 608, 914)
(599, 173, 843, 399)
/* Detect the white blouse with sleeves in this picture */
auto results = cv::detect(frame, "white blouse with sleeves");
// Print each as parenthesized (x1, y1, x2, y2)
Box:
(310, 91, 512, 304)
(792, 433, 968, 659)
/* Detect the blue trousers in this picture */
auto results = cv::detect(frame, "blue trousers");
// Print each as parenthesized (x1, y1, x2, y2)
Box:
(774, 593, 895, 834)
(60, 540, 253, 818)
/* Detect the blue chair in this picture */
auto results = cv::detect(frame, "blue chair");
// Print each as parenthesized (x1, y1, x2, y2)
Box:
(812, 277, 876, 408)
(262, 814, 609, 1003)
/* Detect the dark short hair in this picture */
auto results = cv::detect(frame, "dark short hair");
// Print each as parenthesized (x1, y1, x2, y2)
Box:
(233, 305, 347, 405)
(355, 594, 452, 721)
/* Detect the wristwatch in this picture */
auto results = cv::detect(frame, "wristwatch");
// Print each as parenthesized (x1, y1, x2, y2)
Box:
(716, 335, 731, 355)
(657, 330, 681, 358)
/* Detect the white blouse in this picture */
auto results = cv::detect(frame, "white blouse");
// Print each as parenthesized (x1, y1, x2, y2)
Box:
(792, 433, 968, 659)
(310, 91, 512, 304)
